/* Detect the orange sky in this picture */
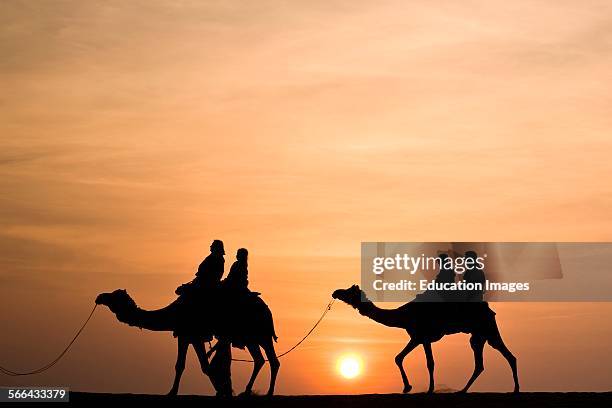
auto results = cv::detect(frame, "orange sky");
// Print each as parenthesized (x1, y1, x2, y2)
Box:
(1, 0, 612, 395)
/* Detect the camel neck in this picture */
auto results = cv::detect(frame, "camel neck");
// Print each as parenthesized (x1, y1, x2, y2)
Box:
(356, 299, 406, 329)
(114, 305, 175, 332)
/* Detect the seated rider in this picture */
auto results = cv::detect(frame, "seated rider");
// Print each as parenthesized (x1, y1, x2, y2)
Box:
(463, 250, 486, 302)
(218, 248, 257, 349)
(195, 240, 226, 289)
(173, 239, 225, 341)
(435, 253, 456, 285)
(435, 253, 457, 301)
(223, 248, 249, 291)
(176, 239, 225, 296)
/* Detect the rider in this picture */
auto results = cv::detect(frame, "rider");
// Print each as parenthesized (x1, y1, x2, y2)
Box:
(223, 248, 249, 291)
(207, 248, 255, 390)
(435, 253, 456, 285)
(172, 240, 225, 343)
(194, 239, 226, 290)
(175, 239, 225, 296)
(435, 253, 456, 301)
(463, 250, 486, 302)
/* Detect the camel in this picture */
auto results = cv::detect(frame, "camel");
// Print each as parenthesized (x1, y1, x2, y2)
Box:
(95, 289, 280, 396)
(332, 285, 519, 394)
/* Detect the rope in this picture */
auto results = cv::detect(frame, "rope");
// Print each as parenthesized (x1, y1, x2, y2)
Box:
(231, 298, 335, 362)
(0, 304, 98, 376)
(0, 297, 336, 373)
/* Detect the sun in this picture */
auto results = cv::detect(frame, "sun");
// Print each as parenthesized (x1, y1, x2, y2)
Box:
(336, 354, 363, 379)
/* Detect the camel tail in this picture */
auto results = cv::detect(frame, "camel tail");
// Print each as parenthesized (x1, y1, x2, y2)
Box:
(270, 313, 279, 342)
(267, 304, 278, 342)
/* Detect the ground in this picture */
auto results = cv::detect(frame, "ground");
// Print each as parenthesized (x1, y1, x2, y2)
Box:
(69, 392, 612, 407)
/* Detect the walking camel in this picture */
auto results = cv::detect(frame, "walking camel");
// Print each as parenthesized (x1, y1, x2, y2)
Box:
(95, 289, 280, 396)
(332, 285, 519, 394)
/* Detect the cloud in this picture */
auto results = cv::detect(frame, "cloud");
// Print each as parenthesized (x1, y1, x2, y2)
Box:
(0, 152, 50, 166)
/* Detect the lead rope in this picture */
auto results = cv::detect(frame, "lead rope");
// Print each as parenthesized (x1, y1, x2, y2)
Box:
(0, 298, 336, 374)
(0, 304, 98, 376)
(230, 298, 335, 362)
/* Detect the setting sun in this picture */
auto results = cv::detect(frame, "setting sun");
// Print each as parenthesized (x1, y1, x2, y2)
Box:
(337, 354, 363, 379)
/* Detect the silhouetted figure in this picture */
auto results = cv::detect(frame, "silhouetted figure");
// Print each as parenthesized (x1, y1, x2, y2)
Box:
(435, 254, 455, 285)
(415, 253, 456, 302)
(209, 339, 233, 397)
(332, 284, 519, 394)
(173, 240, 227, 344)
(96, 242, 280, 397)
(434, 253, 457, 301)
(219, 248, 266, 354)
(223, 248, 249, 291)
(195, 239, 226, 290)
(175, 240, 226, 297)
(463, 250, 486, 302)
(96, 287, 279, 397)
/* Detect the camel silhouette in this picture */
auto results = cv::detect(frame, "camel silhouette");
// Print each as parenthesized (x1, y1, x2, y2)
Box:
(332, 285, 519, 394)
(95, 289, 280, 396)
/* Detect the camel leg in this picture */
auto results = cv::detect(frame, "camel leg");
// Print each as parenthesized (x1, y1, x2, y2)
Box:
(192, 339, 210, 376)
(206, 342, 218, 358)
(168, 336, 189, 396)
(488, 330, 519, 393)
(423, 342, 435, 393)
(460, 335, 485, 393)
(242, 344, 265, 396)
(395, 339, 419, 394)
(261, 337, 280, 396)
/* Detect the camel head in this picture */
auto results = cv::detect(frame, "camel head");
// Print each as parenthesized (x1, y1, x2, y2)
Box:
(95, 289, 137, 316)
(332, 285, 368, 308)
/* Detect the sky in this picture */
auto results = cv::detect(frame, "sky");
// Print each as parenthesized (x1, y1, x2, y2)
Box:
(1, 0, 612, 395)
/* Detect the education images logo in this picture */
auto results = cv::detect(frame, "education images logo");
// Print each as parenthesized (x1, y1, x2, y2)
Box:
(370, 252, 530, 295)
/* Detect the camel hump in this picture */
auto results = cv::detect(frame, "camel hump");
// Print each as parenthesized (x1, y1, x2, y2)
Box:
(216, 291, 278, 347)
